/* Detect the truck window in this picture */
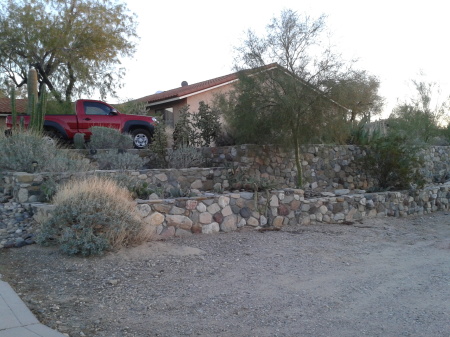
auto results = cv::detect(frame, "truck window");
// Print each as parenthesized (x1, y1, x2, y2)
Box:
(84, 102, 113, 115)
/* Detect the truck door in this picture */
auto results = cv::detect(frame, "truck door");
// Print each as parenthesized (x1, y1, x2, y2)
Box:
(77, 101, 122, 134)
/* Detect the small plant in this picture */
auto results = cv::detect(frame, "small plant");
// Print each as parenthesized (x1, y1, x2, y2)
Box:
(192, 101, 221, 147)
(40, 176, 59, 201)
(73, 133, 86, 149)
(37, 176, 152, 256)
(93, 151, 146, 170)
(167, 186, 194, 198)
(109, 174, 161, 199)
(168, 145, 203, 168)
(149, 121, 169, 168)
(88, 126, 134, 150)
(173, 105, 196, 149)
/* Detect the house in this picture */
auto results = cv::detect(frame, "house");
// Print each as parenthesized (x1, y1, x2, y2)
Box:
(0, 98, 27, 127)
(136, 63, 349, 127)
(135, 70, 245, 127)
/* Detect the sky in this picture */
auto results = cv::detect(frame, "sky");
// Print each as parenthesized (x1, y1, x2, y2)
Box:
(111, 0, 450, 119)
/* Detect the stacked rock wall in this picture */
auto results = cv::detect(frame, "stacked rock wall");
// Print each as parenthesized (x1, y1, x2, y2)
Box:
(27, 183, 450, 241)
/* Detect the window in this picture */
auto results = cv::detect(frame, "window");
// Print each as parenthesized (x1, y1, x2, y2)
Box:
(156, 107, 174, 127)
(84, 102, 113, 115)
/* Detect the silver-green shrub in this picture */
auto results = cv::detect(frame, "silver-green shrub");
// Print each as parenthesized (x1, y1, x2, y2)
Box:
(109, 173, 163, 199)
(37, 176, 153, 256)
(0, 130, 94, 173)
(73, 133, 86, 149)
(168, 145, 203, 168)
(88, 126, 133, 150)
(93, 151, 146, 170)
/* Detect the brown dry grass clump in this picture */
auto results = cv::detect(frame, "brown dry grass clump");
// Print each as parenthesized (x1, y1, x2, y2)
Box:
(37, 176, 153, 256)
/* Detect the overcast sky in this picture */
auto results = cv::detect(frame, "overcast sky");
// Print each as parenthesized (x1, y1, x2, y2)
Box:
(111, 0, 450, 118)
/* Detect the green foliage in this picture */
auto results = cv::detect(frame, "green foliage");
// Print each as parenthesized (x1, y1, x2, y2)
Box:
(149, 121, 169, 168)
(168, 145, 203, 169)
(388, 78, 449, 145)
(45, 100, 74, 115)
(88, 126, 133, 150)
(0, 129, 94, 173)
(192, 101, 221, 147)
(114, 100, 148, 116)
(0, 0, 138, 102)
(39, 176, 59, 201)
(359, 135, 425, 191)
(93, 151, 145, 170)
(37, 176, 150, 256)
(325, 69, 384, 122)
(172, 105, 196, 148)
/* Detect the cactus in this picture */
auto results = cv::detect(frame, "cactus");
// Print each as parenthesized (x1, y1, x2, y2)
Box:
(27, 67, 40, 131)
(36, 86, 47, 131)
(10, 84, 17, 130)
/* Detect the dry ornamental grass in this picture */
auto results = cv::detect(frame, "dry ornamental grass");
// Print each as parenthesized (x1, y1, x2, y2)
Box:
(37, 176, 152, 256)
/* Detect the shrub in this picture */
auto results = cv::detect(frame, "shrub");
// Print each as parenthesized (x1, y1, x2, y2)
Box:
(149, 121, 169, 168)
(0, 129, 94, 173)
(88, 126, 133, 150)
(93, 151, 146, 170)
(173, 105, 196, 149)
(192, 101, 221, 147)
(359, 134, 425, 191)
(37, 176, 152, 256)
(168, 145, 203, 168)
(73, 133, 86, 149)
(109, 174, 163, 199)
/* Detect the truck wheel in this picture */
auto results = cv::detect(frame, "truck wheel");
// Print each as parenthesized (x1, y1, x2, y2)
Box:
(131, 129, 151, 149)
(43, 129, 64, 147)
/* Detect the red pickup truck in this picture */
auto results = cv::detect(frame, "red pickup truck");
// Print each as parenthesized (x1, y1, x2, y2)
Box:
(5, 99, 157, 149)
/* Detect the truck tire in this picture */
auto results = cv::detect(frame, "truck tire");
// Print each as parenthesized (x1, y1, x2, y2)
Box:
(43, 129, 64, 147)
(131, 129, 151, 149)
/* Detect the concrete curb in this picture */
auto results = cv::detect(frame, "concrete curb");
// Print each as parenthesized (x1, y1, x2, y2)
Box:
(0, 280, 65, 337)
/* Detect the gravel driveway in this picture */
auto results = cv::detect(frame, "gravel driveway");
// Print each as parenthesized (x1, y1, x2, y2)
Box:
(0, 212, 449, 337)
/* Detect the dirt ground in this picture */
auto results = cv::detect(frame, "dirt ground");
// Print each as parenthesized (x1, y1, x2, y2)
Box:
(0, 212, 449, 337)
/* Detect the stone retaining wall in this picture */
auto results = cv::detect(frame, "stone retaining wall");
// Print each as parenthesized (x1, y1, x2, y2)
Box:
(1, 167, 229, 203)
(2, 145, 450, 204)
(203, 144, 450, 191)
(30, 183, 450, 240)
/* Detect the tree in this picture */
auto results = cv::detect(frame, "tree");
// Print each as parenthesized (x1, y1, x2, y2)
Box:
(388, 78, 450, 144)
(226, 9, 354, 186)
(325, 70, 384, 122)
(0, 0, 138, 103)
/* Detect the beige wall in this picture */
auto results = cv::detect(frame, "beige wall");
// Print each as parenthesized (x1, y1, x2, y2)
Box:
(147, 82, 236, 126)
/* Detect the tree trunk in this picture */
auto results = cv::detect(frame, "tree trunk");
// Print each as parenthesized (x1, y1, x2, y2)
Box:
(293, 136, 303, 187)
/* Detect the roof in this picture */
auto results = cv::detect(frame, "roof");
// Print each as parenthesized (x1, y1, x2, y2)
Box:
(138, 72, 241, 106)
(136, 63, 348, 111)
(0, 98, 27, 114)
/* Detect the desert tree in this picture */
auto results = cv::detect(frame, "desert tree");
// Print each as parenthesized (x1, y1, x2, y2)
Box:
(325, 69, 384, 122)
(388, 77, 450, 144)
(0, 0, 138, 103)
(226, 9, 354, 186)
